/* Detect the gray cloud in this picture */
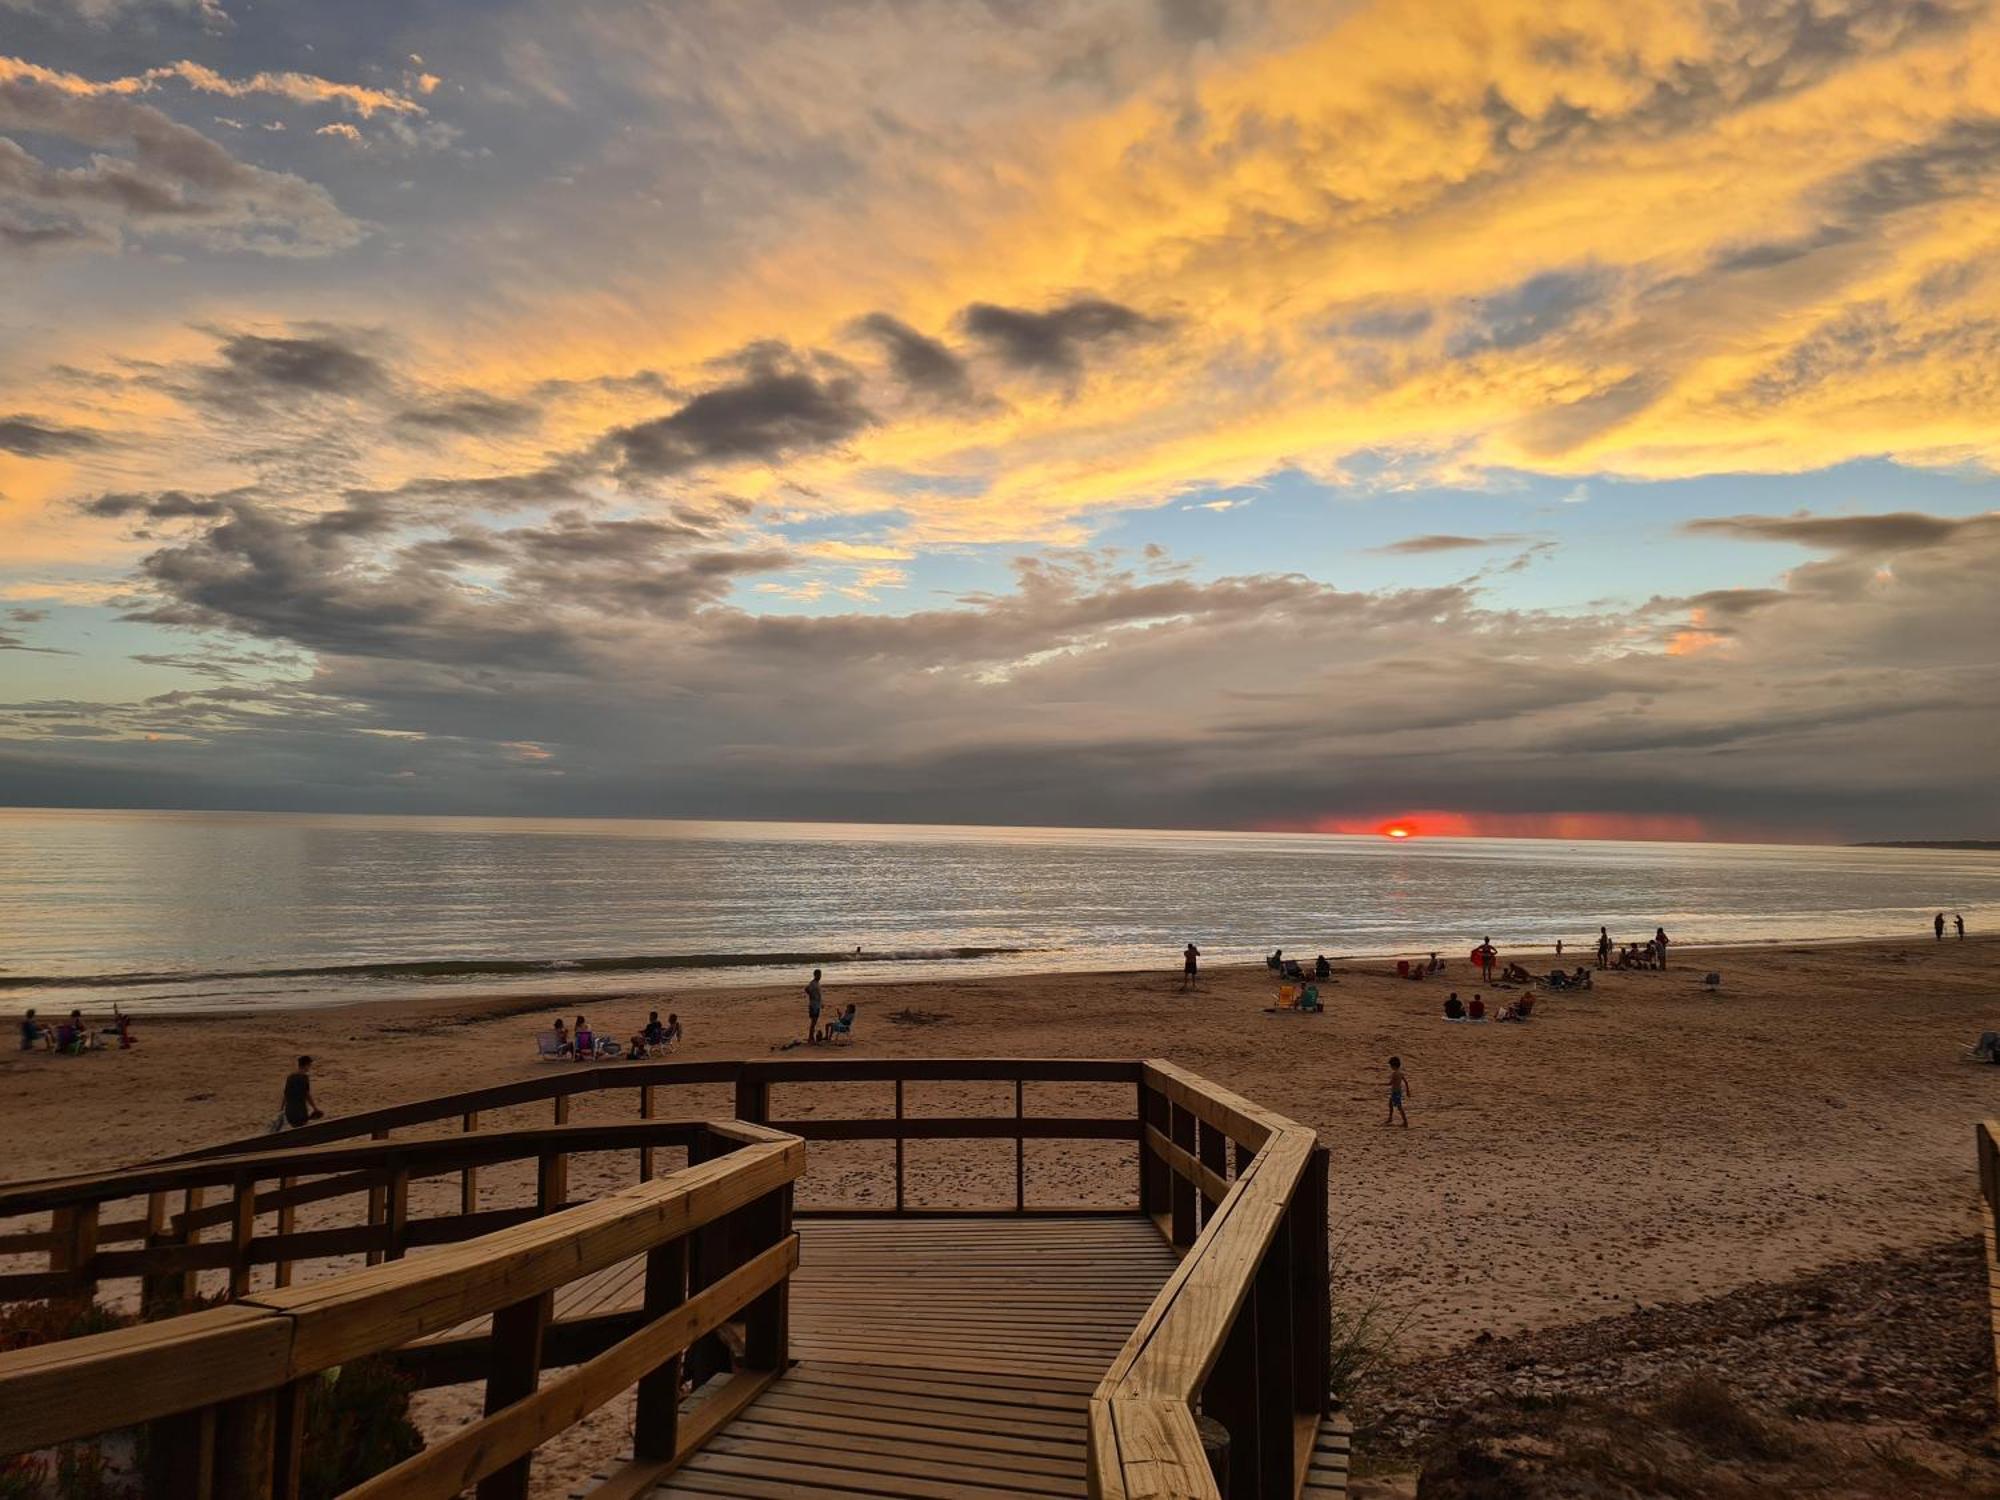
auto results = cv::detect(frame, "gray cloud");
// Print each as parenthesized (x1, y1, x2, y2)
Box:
(0, 412, 102, 456)
(80, 487, 229, 520)
(604, 349, 871, 477)
(0, 67, 359, 254)
(1682, 510, 1992, 551)
(852, 313, 975, 404)
(1373, 533, 1523, 555)
(200, 331, 386, 400)
(960, 298, 1166, 375)
(394, 393, 539, 436)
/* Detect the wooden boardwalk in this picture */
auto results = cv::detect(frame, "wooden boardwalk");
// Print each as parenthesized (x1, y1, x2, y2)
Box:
(581, 1216, 1184, 1498)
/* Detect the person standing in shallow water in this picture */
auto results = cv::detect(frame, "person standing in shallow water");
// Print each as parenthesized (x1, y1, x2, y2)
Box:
(1956, 913, 1966, 940)
(1181, 942, 1200, 991)
(1936, 912, 1946, 941)
(805, 968, 824, 1043)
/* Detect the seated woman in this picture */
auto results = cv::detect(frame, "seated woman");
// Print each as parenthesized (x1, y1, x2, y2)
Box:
(1281, 958, 1306, 980)
(1443, 994, 1465, 1020)
(573, 1016, 595, 1061)
(1468, 995, 1486, 1020)
(660, 1012, 682, 1049)
(1314, 954, 1332, 980)
(1572, 966, 1592, 989)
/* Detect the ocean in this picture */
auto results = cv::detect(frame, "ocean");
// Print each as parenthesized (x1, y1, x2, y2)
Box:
(2, 807, 1995, 1014)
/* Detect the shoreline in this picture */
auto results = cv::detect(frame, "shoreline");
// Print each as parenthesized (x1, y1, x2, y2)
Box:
(11, 926, 1986, 1021)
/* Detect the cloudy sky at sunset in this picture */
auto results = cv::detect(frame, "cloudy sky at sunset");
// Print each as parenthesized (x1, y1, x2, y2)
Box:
(3, 0, 1998, 840)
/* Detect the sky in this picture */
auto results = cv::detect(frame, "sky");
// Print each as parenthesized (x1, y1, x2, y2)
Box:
(2, 0, 1998, 842)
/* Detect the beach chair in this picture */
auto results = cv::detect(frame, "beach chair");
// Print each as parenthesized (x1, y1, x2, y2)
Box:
(535, 1033, 569, 1062)
(824, 1010, 857, 1045)
(1264, 985, 1307, 1015)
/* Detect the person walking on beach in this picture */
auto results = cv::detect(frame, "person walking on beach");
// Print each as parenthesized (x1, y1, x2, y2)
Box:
(1181, 942, 1200, 991)
(280, 1056, 324, 1131)
(1936, 912, 1946, 941)
(1956, 913, 1967, 940)
(805, 968, 824, 1043)
(1384, 1057, 1411, 1128)
(1596, 926, 1611, 968)
(1654, 926, 1670, 970)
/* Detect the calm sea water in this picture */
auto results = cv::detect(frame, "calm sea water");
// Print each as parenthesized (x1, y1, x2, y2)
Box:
(1, 808, 1995, 1014)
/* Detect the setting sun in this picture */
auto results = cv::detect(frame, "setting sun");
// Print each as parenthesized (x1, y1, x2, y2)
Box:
(1384, 825, 1413, 839)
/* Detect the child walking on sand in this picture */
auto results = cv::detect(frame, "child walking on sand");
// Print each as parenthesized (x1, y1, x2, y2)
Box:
(1385, 1056, 1411, 1128)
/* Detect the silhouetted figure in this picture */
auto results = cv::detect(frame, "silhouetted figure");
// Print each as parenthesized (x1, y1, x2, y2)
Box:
(1936, 912, 1946, 941)
(281, 1056, 323, 1130)
(1314, 954, 1331, 980)
(1182, 943, 1200, 991)
(1477, 936, 1496, 981)
(1655, 926, 1670, 970)
(1596, 926, 1611, 968)
(806, 969, 824, 1042)
(1956, 913, 1966, 940)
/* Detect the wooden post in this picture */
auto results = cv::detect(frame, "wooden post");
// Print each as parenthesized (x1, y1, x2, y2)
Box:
(142, 1190, 174, 1313)
(536, 1150, 566, 1216)
(364, 1127, 389, 1266)
(1253, 1215, 1297, 1496)
(461, 1110, 480, 1215)
(50, 1202, 98, 1293)
(633, 1235, 689, 1462)
(1139, 1085, 1170, 1218)
(733, 1072, 770, 1126)
(211, 1387, 276, 1500)
(1169, 1102, 1198, 1248)
(475, 1290, 552, 1500)
(551, 1094, 571, 1215)
(1198, 1119, 1228, 1224)
(743, 1184, 793, 1373)
(180, 1185, 206, 1302)
(149, 1405, 217, 1499)
(271, 1379, 308, 1500)
(228, 1178, 256, 1298)
(1014, 1077, 1027, 1212)
(385, 1167, 411, 1261)
(1207, 1294, 1260, 1496)
(894, 1079, 906, 1213)
(274, 1178, 295, 1289)
(1292, 1145, 1331, 1415)
(639, 1085, 657, 1183)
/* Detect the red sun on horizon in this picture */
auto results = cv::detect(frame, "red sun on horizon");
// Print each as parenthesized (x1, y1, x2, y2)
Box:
(1382, 823, 1415, 839)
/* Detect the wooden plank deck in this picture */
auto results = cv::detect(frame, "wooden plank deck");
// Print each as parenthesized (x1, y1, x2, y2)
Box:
(655, 1216, 1173, 1498)
(574, 1214, 1337, 1499)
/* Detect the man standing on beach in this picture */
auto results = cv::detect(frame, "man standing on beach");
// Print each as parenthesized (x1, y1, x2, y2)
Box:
(1654, 926, 1670, 970)
(1936, 912, 1946, 941)
(1596, 926, 1611, 968)
(1477, 936, 1496, 982)
(1956, 913, 1967, 940)
(1181, 942, 1200, 991)
(805, 968, 824, 1043)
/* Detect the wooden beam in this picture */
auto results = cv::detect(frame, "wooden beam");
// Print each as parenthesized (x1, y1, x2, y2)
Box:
(345, 1238, 797, 1500)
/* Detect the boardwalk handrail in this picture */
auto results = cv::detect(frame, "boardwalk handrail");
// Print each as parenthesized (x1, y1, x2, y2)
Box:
(1089, 1061, 1330, 1499)
(0, 1057, 1149, 1306)
(0, 1123, 805, 1500)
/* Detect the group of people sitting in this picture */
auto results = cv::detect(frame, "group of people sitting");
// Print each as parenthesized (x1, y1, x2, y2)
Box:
(1267, 949, 1334, 981)
(1396, 954, 1444, 979)
(1546, 967, 1594, 990)
(539, 1010, 681, 1062)
(19, 1007, 135, 1055)
(1442, 992, 1534, 1023)
(1610, 941, 1666, 970)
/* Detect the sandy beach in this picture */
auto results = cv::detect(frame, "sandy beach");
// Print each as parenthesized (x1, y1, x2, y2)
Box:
(8, 933, 1998, 1356)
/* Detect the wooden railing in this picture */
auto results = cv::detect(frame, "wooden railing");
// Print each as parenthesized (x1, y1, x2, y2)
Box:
(0, 1058, 1334, 1499)
(0, 1058, 1148, 1309)
(1092, 1061, 1330, 1500)
(1976, 1121, 2000, 1414)
(0, 1122, 804, 1500)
